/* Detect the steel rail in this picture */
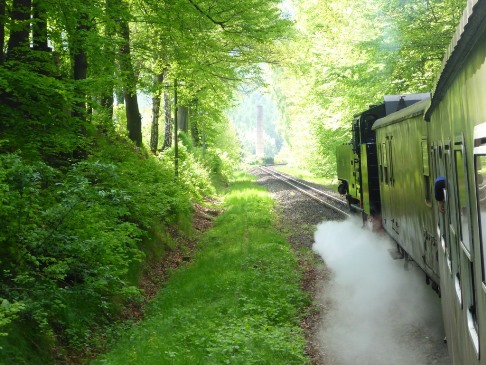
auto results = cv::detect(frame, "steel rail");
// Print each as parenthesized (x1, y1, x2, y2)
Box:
(266, 167, 347, 206)
(260, 166, 351, 218)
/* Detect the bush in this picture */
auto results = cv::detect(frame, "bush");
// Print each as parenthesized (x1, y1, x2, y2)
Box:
(0, 139, 192, 360)
(159, 143, 215, 200)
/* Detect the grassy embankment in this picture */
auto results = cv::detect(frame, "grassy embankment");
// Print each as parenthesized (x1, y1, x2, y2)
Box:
(95, 173, 310, 365)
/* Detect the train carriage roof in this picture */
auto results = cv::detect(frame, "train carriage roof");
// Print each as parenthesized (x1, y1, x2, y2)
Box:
(425, 0, 486, 121)
(372, 98, 430, 130)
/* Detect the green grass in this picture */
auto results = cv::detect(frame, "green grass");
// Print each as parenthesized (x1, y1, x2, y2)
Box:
(94, 173, 310, 365)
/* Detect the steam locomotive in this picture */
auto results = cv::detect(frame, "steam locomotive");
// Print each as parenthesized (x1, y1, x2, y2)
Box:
(336, 0, 486, 363)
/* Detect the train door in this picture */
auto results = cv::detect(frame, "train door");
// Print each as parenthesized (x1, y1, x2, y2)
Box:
(438, 143, 464, 362)
(423, 139, 437, 274)
(474, 127, 486, 290)
(351, 119, 362, 205)
(378, 140, 390, 225)
(447, 136, 479, 358)
(351, 151, 361, 203)
(469, 123, 486, 358)
(448, 142, 463, 308)
(437, 144, 452, 272)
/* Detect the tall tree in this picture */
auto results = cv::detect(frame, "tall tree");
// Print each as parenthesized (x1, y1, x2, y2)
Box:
(6, 0, 31, 61)
(70, 1, 91, 121)
(150, 71, 166, 153)
(99, 0, 118, 122)
(129, 0, 291, 148)
(117, 1, 142, 146)
(162, 90, 172, 150)
(0, 0, 6, 64)
(32, 0, 49, 51)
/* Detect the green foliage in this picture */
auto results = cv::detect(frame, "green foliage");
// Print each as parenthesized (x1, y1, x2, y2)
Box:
(0, 300, 24, 341)
(0, 0, 294, 362)
(271, 0, 466, 177)
(193, 147, 240, 186)
(0, 65, 90, 163)
(95, 176, 309, 365)
(160, 143, 214, 200)
(0, 138, 192, 362)
(178, 131, 193, 152)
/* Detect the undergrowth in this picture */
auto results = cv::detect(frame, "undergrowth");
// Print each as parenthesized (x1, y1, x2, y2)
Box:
(0, 131, 233, 364)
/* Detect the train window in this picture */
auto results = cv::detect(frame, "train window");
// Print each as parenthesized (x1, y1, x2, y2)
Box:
(422, 139, 431, 203)
(422, 140, 430, 176)
(352, 122, 360, 152)
(454, 271, 462, 306)
(454, 148, 471, 253)
(444, 152, 452, 271)
(445, 151, 453, 227)
(388, 138, 394, 186)
(377, 143, 383, 183)
(382, 142, 388, 184)
(475, 154, 486, 283)
(466, 260, 479, 354)
(430, 146, 436, 178)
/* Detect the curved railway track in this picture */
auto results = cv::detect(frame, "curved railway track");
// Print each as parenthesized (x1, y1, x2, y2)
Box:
(259, 166, 351, 219)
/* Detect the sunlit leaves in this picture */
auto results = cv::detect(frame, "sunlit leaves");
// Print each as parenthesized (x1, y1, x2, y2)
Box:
(271, 0, 466, 176)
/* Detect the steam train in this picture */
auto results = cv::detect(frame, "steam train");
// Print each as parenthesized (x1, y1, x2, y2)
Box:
(336, 0, 486, 364)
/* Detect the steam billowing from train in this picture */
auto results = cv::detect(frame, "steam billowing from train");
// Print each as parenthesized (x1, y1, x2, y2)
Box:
(313, 218, 449, 365)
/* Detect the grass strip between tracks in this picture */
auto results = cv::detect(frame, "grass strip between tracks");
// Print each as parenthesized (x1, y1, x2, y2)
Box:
(94, 173, 310, 365)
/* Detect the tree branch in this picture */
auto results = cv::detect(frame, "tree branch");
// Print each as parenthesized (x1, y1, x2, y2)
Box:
(187, 0, 226, 29)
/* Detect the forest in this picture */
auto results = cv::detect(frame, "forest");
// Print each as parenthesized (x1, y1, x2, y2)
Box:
(0, 0, 466, 363)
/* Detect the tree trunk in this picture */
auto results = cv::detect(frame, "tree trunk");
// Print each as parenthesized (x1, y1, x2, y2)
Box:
(72, 5, 89, 121)
(6, 0, 31, 61)
(177, 106, 189, 133)
(100, 0, 116, 122)
(150, 92, 160, 153)
(31, 0, 55, 76)
(125, 92, 142, 145)
(162, 90, 172, 150)
(150, 72, 165, 153)
(119, 15, 142, 146)
(100, 93, 114, 121)
(32, 0, 48, 51)
(0, 0, 6, 64)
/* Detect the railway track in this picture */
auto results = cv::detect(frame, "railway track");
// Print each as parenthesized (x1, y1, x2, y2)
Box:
(259, 166, 351, 219)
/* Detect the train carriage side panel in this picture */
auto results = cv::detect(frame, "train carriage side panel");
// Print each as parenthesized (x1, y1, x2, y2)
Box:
(373, 99, 439, 284)
(425, 0, 486, 363)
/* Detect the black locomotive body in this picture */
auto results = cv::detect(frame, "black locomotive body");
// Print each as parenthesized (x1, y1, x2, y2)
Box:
(337, 94, 430, 217)
(336, 103, 385, 216)
(335, 1, 486, 363)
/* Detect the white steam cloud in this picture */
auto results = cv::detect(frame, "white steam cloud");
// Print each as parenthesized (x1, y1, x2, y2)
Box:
(313, 217, 450, 365)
